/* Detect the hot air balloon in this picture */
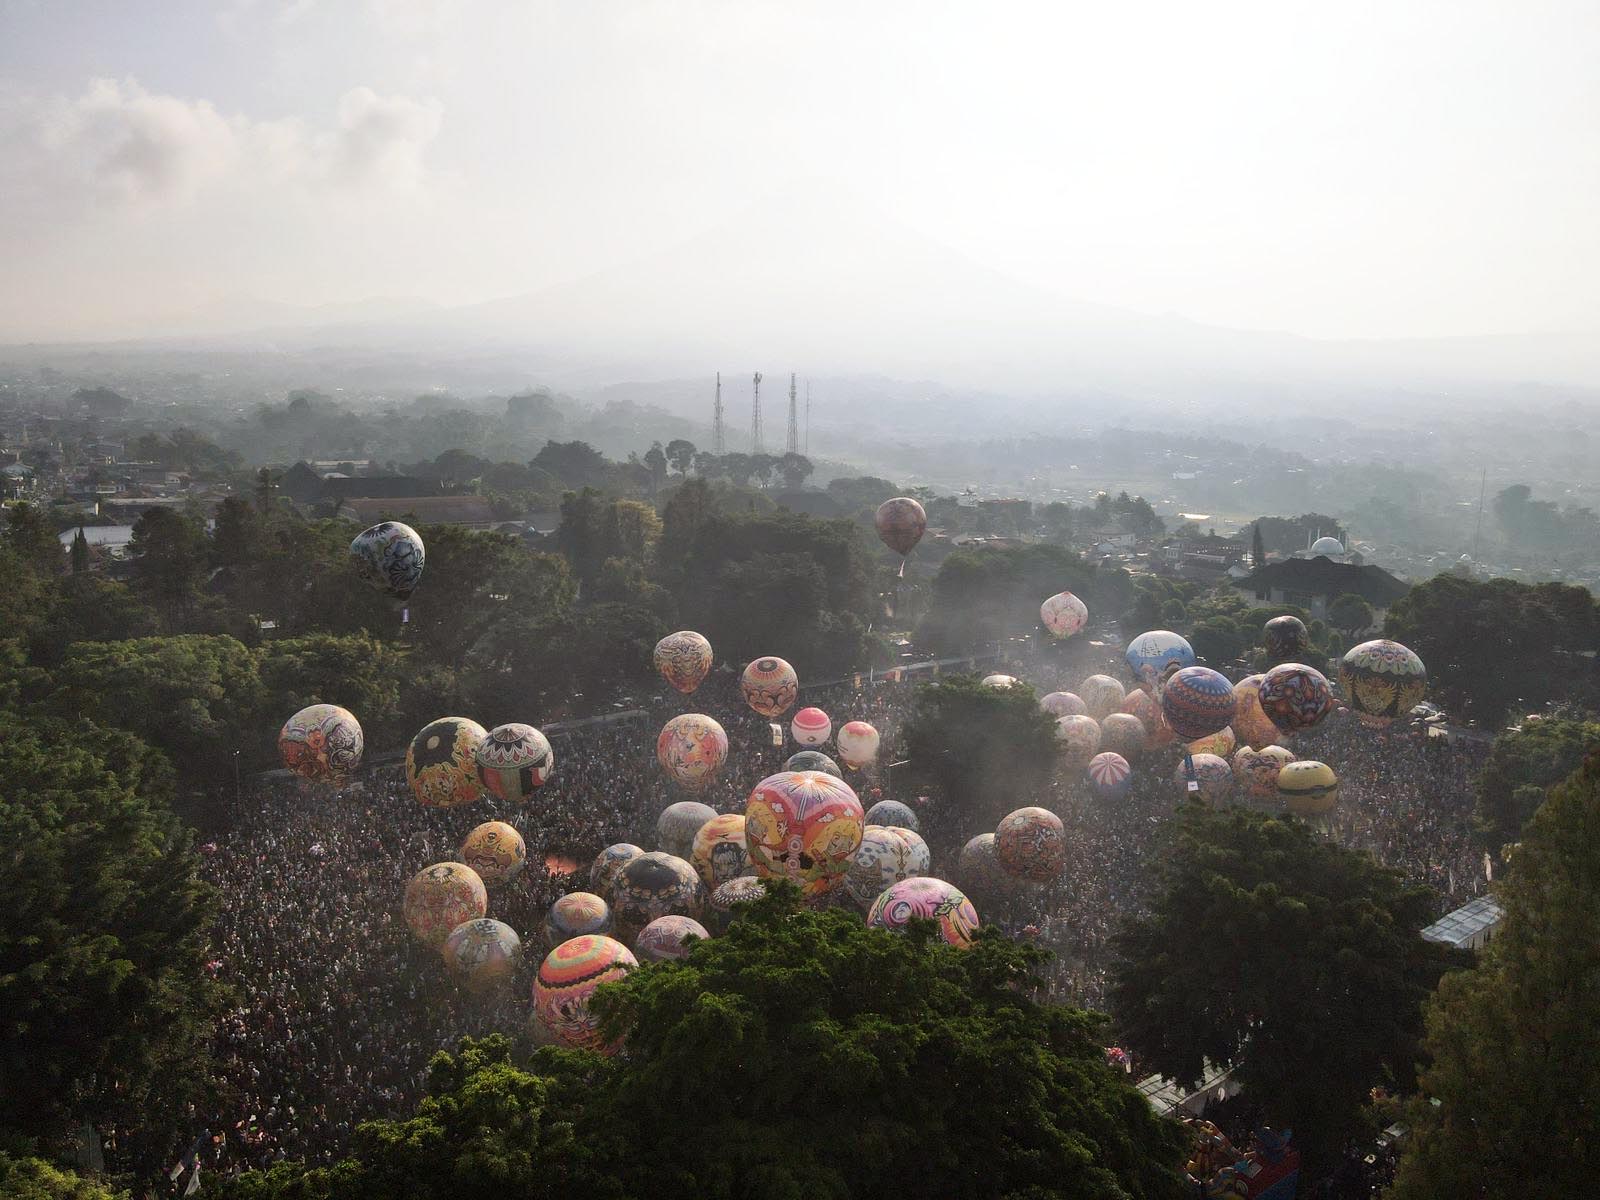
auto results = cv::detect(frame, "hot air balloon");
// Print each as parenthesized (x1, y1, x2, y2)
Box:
(1041, 691, 1087, 717)
(1277, 760, 1339, 815)
(875, 496, 927, 569)
(1087, 751, 1132, 801)
(1263, 615, 1309, 662)
(656, 800, 717, 859)
(459, 820, 527, 884)
(606, 852, 707, 942)
(744, 771, 864, 897)
(406, 717, 488, 808)
(1232, 744, 1294, 801)
(634, 915, 709, 963)
(1174, 753, 1233, 803)
(1099, 712, 1147, 758)
(1186, 726, 1236, 759)
(835, 721, 881, 769)
(784, 750, 842, 777)
(656, 714, 729, 791)
(589, 844, 642, 896)
(350, 520, 425, 600)
(653, 630, 714, 694)
(863, 798, 919, 831)
(741, 657, 799, 717)
(791, 707, 832, 747)
(845, 825, 931, 908)
(442, 919, 521, 992)
(543, 891, 613, 948)
(1258, 664, 1335, 733)
(867, 877, 979, 948)
(707, 876, 767, 930)
(995, 807, 1066, 882)
(1040, 591, 1089, 639)
(532, 935, 636, 1053)
(474, 723, 553, 803)
(1231, 675, 1285, 750)
(1054, 714, 1103, 766)
(690, 813, 749, 889)
(1339, 639, 1427, 727)
(1120, 689, 1175, 749)
(1080, 675, 1127, 721)
(403, 863, 487, 948)
(1125, 631, 1195, 689)
(1160, 667, 1237, 741)
(278, 704, 364, 783)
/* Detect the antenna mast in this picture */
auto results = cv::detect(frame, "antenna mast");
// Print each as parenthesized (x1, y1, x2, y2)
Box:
(805, 381, 811, 455)
(1472, 466, 1487, 559)
(712, 372, 724, 454)
(750, 372, 764, 455)
(786, 372, 799, 454)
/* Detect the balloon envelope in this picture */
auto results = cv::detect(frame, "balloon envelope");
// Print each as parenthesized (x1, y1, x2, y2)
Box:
(863, 798, 919, 831)
(403, 862, 487, 948)
(474, 723, 553, 803)
(589, 844, 642, 896)
(995, 806, 1066, 882)
(1174, 753, 1233, 803)
(350, 520, 425, 599)
(1125, 630, 1195, 689)
(784, 750, 842, 777)
(741, 657, 799, 717)
(1087, 751, 1132, 800)
(460, 820, 527, 884)
(690, 813, 749, 889)
(533, 935, 636, 1053)
(606, 851, 707, 941)
(278, 704, 364, 783)
(867, 877, 979, 948)
(1231, 676, 1285, 750)
(634, 915, 709, 963)
(653, 630, 714, 694)
(1339, 639, 1426, 726)
(1263, 615, 1310, 661)
(1099, 712, 1146, 758)
(745, 771, 864, 897)
(875, 496, 927, 557)
(1041, 691, 1087, 717)
(1040, 591, 1089, 639)
(657, 800, 717, 859)
(1054, 714, 1102, 766)
(791, 707, 832, 747)
(407, 717, 488, 808)
(1160, 668, 1237, 741)
(1259, 663, 1336, 733)
(845, 825, 931, 908)
(1233, 744, 1294, 800)
(656, 714, 729, 790)
(1080, 674, 1126, 721)
(1277, 760, 1340, 815)
(543, 891, 613, 948)
(836, 721, 881, 769)
(443, 918, 521, 992)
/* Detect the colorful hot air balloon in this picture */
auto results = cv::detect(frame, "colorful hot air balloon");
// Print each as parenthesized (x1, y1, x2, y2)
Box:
(791, 707, 832, 747)
(1125, 630, 1195, 689)
(835, 721, 881, 769)
(278, 704, 364, 783)
(1041, 691, 1087, 717)
(474, 723, 553, 803)
(707, 876, 767, 930)
(1186, 726, 1236, 759)
(589, 844, 641, 896)
(744, 771, 864, 898)
(606, 852, 707, 942)
(543, 891, 613, 948)
(1099, 712, 1146, 758)
(1054, 714, 1102, 766)
(1080, 674, 1127, 721)
(350, 520, 425, 600)
(532, 935, 636, 1053)
(1087, 751, 1132, 801)
(1258, 664, 1336, 733)
(656, 800, 717, 859)
(867, 877, 979, 948)
(741, 657, 799, 718)
(403, 863, 487, 948)
(1174, 753, 1233, 804)
(656, 714, 729, 791)
(1040, 592, 1089, 639)
(459, 820, 527, 884)
(958, 833, 1018, 897)
(634, 915, 709, 963)
(1277, 760, 1339, 815)
(784, 750, 842, 777)
(1339, 639, 1426, 727)
(864, 798, 919, 831)
(845, 825, 931, 908)
(875, 497, 927, 562)
(1120, 689, 1174, 749)
(1231, 675, 1285, 751)
(690, 813, 749, 889)
(442, 918, 521, 993)
(995, 807, 1066, 882)
(407, 717, 488, 808)
(1263, 615, 1310, 662)
(653, 630, 713, 694)
(1232, 744, 1294, 801)
(1160, 667, 1237, 741)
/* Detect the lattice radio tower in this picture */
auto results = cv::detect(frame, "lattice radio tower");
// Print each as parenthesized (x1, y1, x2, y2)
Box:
(750, 371, 764, 454)
(786, 372, 799, 454)
(711, 372, 724, 454)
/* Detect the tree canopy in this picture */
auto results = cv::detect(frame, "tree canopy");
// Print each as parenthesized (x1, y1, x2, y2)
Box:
(1472, 715, 1600, 850)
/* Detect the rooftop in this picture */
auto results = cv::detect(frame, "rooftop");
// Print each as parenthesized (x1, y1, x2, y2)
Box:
(1420, 895, 1503, 949)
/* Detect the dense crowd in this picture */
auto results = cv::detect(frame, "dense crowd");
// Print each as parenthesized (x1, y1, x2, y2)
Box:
(189, 647, 1490, 1177)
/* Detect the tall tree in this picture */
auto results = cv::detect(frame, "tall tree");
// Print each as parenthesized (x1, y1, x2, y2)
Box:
(69, 527, 89, 574)
(1327, 591, 1374, 638)
(1389, 752, 1600, 1198)
(1110, 806, 1462, 1171)
(1473, 716, 1600, 849)
(128, 508, 209, 630)
(1251, 521, 1267, 567)
(664, 438, 696, 477)
(6, 502, 62, 576)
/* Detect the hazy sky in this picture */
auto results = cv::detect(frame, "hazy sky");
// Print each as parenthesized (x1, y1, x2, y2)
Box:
(2, 0, 1597, 343)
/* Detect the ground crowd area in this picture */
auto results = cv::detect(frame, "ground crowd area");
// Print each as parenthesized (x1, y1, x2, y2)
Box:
(189, 651, 1489, 1175)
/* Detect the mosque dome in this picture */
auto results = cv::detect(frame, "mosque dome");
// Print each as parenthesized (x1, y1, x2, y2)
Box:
(1311, 536, 1345, 556)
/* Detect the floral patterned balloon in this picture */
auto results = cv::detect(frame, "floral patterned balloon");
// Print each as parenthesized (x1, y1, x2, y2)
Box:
(1258, 663, 1336, 733)
(1041, 691, 1087, 717)
(403, 862, 487, 948)
(1339, 640, 1426, 727)
(350, 520, 424, 599)
(1173, 753, 1233, 804)
(278, 704, 364, 783)
(1040, 591, 1089, 639)
(532, 935, 636, 1053)
(543, 891, 613, 948)
(474, 723, 553, 803)
(1231, 675, 1286, 750)
(656, 714, 728, 791)
(1160, 667, 1237, 741)
(995, 806, 1066, 882)
(634, 915, 709, 963)
(443, 919, 521, 993)
(406, 717, 487, 808)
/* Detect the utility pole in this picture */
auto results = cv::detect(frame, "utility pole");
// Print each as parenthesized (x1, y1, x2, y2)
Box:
(786, 372, 799, 454)
(750, 372, 764, 455)
(805, 381, 811, 454)
(712, 372, 725, 454)
(1472, 466, 1487, 560)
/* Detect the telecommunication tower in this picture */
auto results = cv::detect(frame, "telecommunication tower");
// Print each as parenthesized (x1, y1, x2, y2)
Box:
(786, 372, 799, 454)
(712, 372, 724, 454)
(750, 372, 764, 454)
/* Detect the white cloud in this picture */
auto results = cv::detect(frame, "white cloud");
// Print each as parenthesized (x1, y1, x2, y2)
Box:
(322, 86, 442, 191)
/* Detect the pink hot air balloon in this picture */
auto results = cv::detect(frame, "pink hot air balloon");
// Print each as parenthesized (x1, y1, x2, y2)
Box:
(790, 707, 832, 747)
(1040, 591, 1089, 639)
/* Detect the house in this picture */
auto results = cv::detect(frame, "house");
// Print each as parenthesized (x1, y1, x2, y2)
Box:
(338, 496, 499, 531)
(1235, 556, 1410, 622)
(277, 461, 326, 505)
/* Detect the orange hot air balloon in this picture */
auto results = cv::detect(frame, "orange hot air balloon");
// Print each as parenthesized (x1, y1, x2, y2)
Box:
(653, 631, 713, 694)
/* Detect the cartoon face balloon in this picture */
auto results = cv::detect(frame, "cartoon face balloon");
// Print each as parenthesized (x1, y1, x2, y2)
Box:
(791, 707, 832, 747)
(350, 520, 425, 600)
(845, 825, 931, 908)
(403, 862, 487, 948)
(654, 630, 713, 694)
(995, 807, 1066, 882)
(634, 915, 708, 963)
(278, 704, 364, 783)
(443, 919, 521, 993)
(1160, 667, 1237, 741)
(1277, 760, 1339, 815)
(741, 657, 799, 718)
(459, 820, 527, 884)
(744, 771, 865, 898)
(690, 813, 750, 889)
(1125, 630, 1195, 689)
(1040, 591, 1089, 639)
(1339, 640, 1426, 727)
(543, 891, 613, 948)
(835, 721, 881, 770)
(875, 496, 927, 558)
(474, 723, 553, 803)
(1258, 664, 1336, 733)
(867, 877, 980, 948)
(656, 714, 729, 791)
(407, 717, 488, 808)
(533, 935, 636, 1053)
(1087, 751, 1132, 801)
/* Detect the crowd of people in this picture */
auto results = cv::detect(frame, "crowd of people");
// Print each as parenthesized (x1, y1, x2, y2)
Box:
(187, 644, 1492, 1178)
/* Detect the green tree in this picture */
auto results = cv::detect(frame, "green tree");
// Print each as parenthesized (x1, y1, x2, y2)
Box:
(0, 1154, 126, 1200)
(1327, 592, 1374, 638)
(406, 526, 574, 666)
(664, 438, 696, 477)
(642, 442, 668, 495)
(1110, 806, 1461, 1171)
(1388, 752, 1600, 1198)
(0, 721, 219, 1169)
(211, 495, 266, 568)
(26, 576, 160, 668)
(1251, 522, 1267, 567)
(128, 508, 209, 631)
(902, 675, 1060, 827)
(255, 634, 412, 749)
(919, 544, 1096, 653)
(776, 452, 813, 490)
(1473, 716, 1600, 849)
(69, 528, 88, 574)
(6, 502, 62, 576)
